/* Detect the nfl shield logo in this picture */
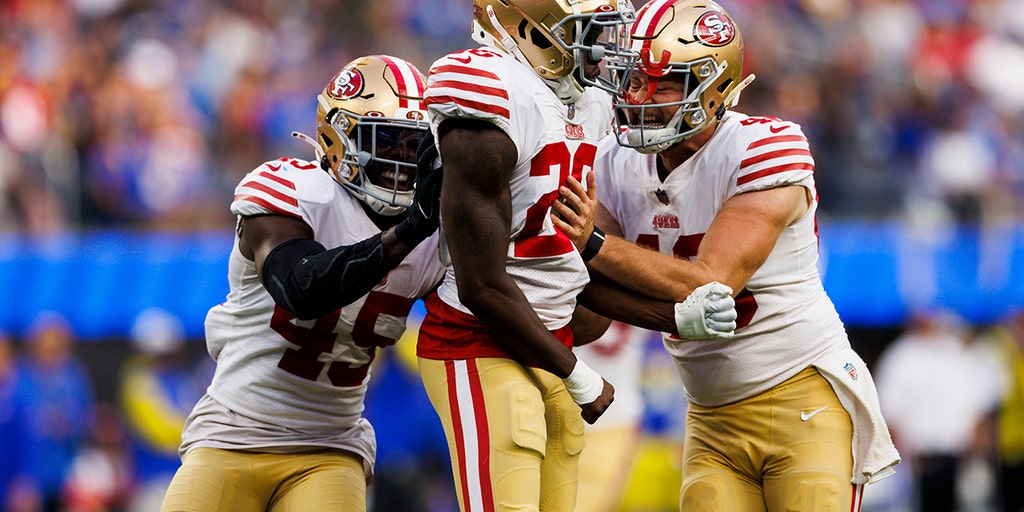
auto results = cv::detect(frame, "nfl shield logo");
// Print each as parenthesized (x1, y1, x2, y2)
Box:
(843, 362, 858, 381)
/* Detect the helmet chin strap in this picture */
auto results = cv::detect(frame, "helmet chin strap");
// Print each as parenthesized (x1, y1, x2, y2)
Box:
(291, 131, 321, 157)
(718, 73, 756, 117)
(484, 6, 529, 65)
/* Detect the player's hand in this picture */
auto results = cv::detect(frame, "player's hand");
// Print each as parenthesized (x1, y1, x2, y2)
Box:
(551, 173, 597, 251)
(674, 282, 737, 339)
(394, 131, 443, 246)
(579, 379, 615, 424)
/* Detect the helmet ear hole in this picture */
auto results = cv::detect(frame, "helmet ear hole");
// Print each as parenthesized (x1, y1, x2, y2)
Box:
(718, 78, 733, 93)
(321, 133, 335, 148)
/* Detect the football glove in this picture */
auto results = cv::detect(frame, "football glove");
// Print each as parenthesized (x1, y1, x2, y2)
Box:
(674, 282, 737, 339)
(394, 131, 443, 247)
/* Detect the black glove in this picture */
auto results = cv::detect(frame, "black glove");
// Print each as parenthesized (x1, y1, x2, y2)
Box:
(394, 131, 443, 247)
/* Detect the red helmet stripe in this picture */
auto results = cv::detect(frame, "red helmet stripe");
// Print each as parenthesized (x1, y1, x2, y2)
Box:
(633, 0, 677, 38)
(377, 55, 419, 109)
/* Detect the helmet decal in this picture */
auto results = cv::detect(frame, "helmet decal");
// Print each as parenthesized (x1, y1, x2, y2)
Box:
(328, 68, 365, 99)
(694, 11, 735, 47)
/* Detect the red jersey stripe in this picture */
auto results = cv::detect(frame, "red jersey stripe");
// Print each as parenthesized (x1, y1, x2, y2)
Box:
(256, 169, 296, 189)
(736, 162, 815, 186)
(747, 134, 807, 150)
(430, 64, 501, 81)
(424, 95, 510, 119)
(429, 79, 509, 100)
(232, 195, 302, 218)
(239, 180, 299, 207)
(740, 147, 813, 168)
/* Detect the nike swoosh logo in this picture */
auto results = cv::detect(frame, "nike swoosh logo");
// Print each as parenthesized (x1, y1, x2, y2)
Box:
(800, 406, 829, 421)
(769, 125, 786, 133)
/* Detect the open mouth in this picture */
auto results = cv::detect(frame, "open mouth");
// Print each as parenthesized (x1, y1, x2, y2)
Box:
(630, 115, 666, 129)
(379, 170, 412, 192)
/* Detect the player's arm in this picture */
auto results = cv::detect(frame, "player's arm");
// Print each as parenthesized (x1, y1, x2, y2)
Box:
(555, 172, 737, 339)
(568, 304, 612, 346)
(587, 185, 810, 302)
(240, 146, 443, 320)
(437, 117, 613, 423)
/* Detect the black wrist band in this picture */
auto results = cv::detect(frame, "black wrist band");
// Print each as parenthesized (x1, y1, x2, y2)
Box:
(581, 226, 605, 262)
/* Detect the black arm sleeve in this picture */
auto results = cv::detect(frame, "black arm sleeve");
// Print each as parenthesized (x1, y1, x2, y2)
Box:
(261, 235, 400, 320)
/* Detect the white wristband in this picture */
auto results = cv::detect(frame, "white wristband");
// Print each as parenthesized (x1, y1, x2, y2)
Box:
(562, 359, 603, 405)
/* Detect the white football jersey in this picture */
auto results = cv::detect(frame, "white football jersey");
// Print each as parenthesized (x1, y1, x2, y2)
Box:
(181, 157, 445, 472)
(424, 47, 614, 330)
(595, 111, 848, 407)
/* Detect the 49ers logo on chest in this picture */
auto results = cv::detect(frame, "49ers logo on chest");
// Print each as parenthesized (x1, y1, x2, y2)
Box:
(652, 213, 679, 230)
(694, 11, 735, 47)
(328, 68, 365, 99)
(565, 124, 585, 140)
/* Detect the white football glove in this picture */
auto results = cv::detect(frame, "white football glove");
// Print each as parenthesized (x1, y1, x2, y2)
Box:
(674, 282, 737, 339)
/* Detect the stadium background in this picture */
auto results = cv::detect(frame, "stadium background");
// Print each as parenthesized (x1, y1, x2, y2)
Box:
(1, 0, 1023, 511)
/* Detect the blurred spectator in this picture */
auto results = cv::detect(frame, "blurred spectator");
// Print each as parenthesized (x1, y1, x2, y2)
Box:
(10, 312, 96, 512)
(0, 331, 20, 510)
(874, 310, 1003, 512)
(574, 322, 649, 512)
(62, 403, 134, 512)
(987, 310, 1024, 512)
(117, 308, 205, 512)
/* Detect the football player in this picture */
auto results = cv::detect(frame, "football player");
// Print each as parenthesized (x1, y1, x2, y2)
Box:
(159, 55, 445, 512)
(572, 1, 902, 510)
(415, 1, 737, 511)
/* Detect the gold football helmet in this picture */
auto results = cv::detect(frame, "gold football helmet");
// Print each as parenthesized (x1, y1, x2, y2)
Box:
(613, 0, 755, 153)
(471, 0, 636, 104)
(294, 55, 429, 216)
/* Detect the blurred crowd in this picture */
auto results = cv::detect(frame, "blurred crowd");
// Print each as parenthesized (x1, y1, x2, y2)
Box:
(3, 0, 1024, 511)
(1, 0, 1023, 233)
(1, 308, 212, 512)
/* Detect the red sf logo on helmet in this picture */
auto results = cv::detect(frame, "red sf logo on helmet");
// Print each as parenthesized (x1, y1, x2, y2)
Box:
(328, 68, 365, 99)
(694, 11, 735, 47)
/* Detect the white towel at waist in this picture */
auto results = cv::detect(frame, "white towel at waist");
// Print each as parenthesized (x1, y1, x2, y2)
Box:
(812, 346, 901, 485)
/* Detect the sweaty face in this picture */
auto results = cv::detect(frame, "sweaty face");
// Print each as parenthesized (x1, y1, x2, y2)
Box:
(358, 125, 425, 192)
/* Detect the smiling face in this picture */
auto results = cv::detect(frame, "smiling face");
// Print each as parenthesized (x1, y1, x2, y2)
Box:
(315, 55, 429, 216)
(358, 124, 423, 194)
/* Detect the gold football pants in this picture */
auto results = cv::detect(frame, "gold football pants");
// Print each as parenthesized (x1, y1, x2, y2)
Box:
(419, 357, 586, 512)
(679, 366, 862, 512)
(160, 447, 366, 512)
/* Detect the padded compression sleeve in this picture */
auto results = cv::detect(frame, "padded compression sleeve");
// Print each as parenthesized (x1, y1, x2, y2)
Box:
(261, 235, 400, 320)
